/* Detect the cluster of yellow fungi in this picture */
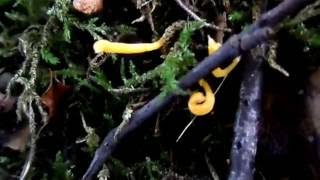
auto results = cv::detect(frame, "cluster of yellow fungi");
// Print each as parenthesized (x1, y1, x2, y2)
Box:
(187, 36, 240, 116)
(92, 33, 240, 117)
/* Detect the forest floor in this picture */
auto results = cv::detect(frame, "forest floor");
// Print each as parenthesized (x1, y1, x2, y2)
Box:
(0, 0, 320, 179)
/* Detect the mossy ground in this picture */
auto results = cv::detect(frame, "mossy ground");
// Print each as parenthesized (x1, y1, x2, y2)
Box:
(0, 0, 319, 179)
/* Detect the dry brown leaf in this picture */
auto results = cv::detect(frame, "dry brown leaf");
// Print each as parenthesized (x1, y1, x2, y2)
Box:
(41, 76, 71, 121)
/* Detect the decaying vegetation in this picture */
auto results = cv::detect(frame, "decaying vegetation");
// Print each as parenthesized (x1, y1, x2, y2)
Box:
(0, 0, 320, 179)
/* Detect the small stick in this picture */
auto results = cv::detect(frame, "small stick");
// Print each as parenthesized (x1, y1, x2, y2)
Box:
(204, 153, 220, 180)
(174, 0, 231, 32)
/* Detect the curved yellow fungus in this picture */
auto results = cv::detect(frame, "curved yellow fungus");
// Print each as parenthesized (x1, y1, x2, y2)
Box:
(207, 35, 221, 55)
(212, 57, 240, 78)
(188, 79, 215, 116)
(93, 38, 165, 54)
(208, 36, 240, 78)
(187, 36, 240, 116)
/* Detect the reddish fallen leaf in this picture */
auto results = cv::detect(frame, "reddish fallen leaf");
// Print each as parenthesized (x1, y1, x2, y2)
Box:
(41, 75, 71, 121)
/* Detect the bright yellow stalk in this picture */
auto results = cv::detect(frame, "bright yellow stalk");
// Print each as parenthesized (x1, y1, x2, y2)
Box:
(208, 36, 240, 78)
(212, 57, 240, 78)
(93, 38, 165, 54)
(188, 79, 215, 116)
(187, 36, 240, 116)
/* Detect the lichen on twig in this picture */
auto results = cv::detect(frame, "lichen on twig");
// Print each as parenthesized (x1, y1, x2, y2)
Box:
(5, 24, 51, 180)
(285, 0, 320, 27)
(266, 40, 289, 77)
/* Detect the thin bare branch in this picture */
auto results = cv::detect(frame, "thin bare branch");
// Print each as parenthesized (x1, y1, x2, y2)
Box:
(175, 0, 232, 32)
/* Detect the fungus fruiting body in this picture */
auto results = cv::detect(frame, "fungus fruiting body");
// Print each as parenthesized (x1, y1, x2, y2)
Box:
(207, 35, 221, 55)
(187, 36, 240, 116)
(93, 38, 165, 54)
(208, 36, 240, 78)
(212, 57, 240, 78)
(188, 79, 215, 116)
(92, 21, 188, 55)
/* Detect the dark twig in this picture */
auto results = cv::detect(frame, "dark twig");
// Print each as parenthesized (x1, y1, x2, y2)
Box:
(228, 1, 267, 179)
(228, 45, 265, 180)
(82, 0, 314, 179)
(215, 12, 228, 43)
(305, 68, 320, 162)
(204, 153, 220, 180)
(175, 0, 231, 32)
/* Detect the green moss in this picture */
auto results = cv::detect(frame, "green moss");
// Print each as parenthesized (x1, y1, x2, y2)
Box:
(290, 23, 320, 48)
(125, 21, 204, 96)
(52, 152, 74, 180)
(48, 0, 110, 41)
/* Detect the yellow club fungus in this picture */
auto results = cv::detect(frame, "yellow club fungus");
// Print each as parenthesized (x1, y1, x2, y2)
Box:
(212, 57, 240, 78)
(188, 79, 215, 116)
(187, 36, 240, 116)
(93, 21, 187, 54)
(93, 38, 165, 54)
(208, 36, 240, 78)
(207, 35, 221, 55)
